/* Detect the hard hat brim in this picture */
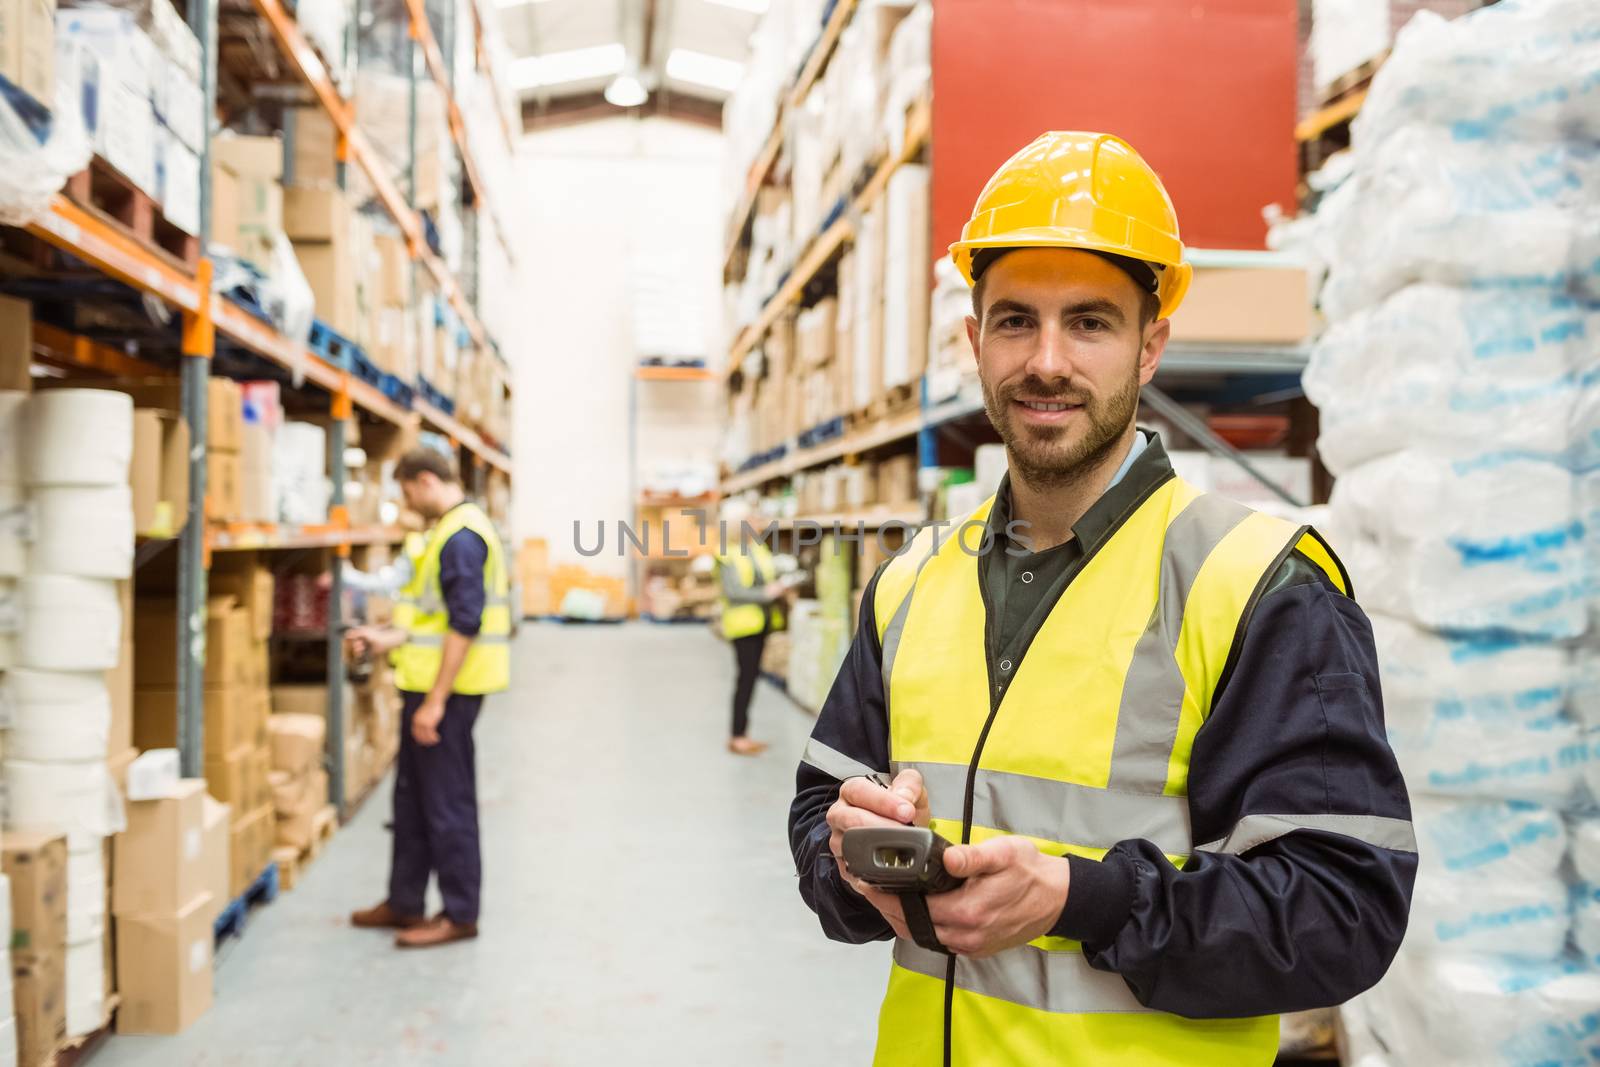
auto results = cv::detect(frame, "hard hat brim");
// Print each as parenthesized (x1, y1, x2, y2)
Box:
(950, 234, 1193, 320)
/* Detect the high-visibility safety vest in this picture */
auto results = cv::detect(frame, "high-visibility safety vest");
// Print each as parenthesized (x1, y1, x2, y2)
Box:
(392, 502, 512, 695)
(869, 478, 1350, 1066)
(716, 542, 783, 640)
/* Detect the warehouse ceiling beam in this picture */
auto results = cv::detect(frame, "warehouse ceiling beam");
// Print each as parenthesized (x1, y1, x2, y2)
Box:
(520, 88, 722, 131)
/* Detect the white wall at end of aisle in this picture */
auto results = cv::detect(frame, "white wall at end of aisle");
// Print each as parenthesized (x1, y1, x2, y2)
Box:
(511, 117, 725, 576)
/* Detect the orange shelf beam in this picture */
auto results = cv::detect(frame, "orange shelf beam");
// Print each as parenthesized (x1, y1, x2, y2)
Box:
(415, 396, 511, 474)
(635, 365, 715, 382)
(27, 195, 200, 313)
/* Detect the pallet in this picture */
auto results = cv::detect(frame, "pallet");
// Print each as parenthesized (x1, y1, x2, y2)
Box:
(307, 804, 338, 859)
(1316, 51, 1387, 106)
(796, 415, 846, 449)
(271, 846, 302, 892)
(350, 348, 384, 389)
(63, 156, 200, 271)
(50, 995, 120, 1067)
(417, 376, 456, 414)
(308, 319, 362, 369)
(213, 862, 281, 945)
(379, 373, 416, 409)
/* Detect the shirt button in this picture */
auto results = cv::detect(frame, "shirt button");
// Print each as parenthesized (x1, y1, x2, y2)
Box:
(1020, 571, 1034, 584)
(1000, 659, 1013, 672)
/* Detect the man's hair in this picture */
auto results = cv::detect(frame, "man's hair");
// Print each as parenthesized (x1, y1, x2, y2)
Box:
(394, 447, 459, 485)
(971, 258, 1162, 328)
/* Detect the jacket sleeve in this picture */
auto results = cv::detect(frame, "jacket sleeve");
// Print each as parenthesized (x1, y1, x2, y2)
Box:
(787, 566, 897, 944)
(1053, 556, 1417, 1018)
(438, 528, 488, 637)
(719, 560, 772, 605)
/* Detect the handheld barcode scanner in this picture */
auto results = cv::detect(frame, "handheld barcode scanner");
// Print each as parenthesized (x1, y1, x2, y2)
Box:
(841, 826, 964, 895)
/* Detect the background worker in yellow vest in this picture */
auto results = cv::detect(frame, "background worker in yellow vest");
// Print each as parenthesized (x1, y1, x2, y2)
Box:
(716, 499, 790, 756)
(346, 447, 510, 949)
(788, 133, 1415, 1065)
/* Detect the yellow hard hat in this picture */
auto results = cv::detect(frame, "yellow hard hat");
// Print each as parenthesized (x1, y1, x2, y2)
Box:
(949, 131, 1193, 319)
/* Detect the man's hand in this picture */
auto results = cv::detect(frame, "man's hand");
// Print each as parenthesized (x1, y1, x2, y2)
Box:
(825, 770, 930, 904)
(347, 625, 405, 657)
(925, 837, 1072, 958)
(412, 697, 446, 746)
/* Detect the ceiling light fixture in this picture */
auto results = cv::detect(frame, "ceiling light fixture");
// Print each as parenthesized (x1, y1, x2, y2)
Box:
(604, 72, 648, 107)
(507, 42, 626, 91)
(664, 48, 745, 93)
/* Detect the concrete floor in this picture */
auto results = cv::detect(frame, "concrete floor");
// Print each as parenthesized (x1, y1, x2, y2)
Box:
(96, 623, 886, 1066)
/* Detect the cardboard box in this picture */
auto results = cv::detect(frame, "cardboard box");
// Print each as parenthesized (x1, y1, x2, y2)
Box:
(273, 771, 328, 850)
(203, 744, 267, 814)
(69, 378, 238, 452)
(270, 684, 326, 718)
(13, 950, 64, 1066)
(112, 780, 205, 918)
(133, 685, 251, 758)
(113, 892, 213, 1035)
(238, 420, 274, 523)
(3, 831, 67, 958)
(267, 714, 325, 777)
(199, 798, 229, 919)
(286, 103, 337, 187)
(283, 186, 350, 244)
(269, 767, 326, 817)
(0, 293, 30, 391)
(129, 407, 190, 538)
(213, 134, 283, 272)
(227, 806, 271, 897)
(209, 159, 241, 258)
(1169, 265, 1311, 344)
(877, 454, 917, 506)
(208, 558, 274, 642)
(294, 241, 359, 339)
(375, 234, 409, 307)
(0, 0, 54, 106)
(205, 448, 241, 522)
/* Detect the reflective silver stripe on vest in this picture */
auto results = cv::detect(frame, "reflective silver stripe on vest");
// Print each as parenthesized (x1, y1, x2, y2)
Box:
(406, 633, 512, 648)
(894, 940, 1150, 1015)
(801, 737, 889, 786)
(1196, 813, 1417, 856)
(895, 760, 1192, 857)
(1104, 492, 1251, 794)
(879, 528, 945, 697)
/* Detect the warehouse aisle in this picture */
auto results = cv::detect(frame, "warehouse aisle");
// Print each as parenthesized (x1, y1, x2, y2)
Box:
(94, 624, 884, 1066)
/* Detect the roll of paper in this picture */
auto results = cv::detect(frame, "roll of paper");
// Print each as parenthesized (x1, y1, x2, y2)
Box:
(63, 934, 105, 1037)
(29, 486, 133, 579)
(0, 483, 26, 578)
(2, 758, 124, 849)
(17, 576, 120, 671)
(66, 841, 106, 945)
(5, 669, 112, 762)
(25, 389, 133, 488)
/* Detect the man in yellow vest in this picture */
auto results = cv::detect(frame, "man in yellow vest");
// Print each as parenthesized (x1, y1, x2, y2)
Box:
(716, 500, 788, 755)
(788, 133, 1415, 1064)
(347, 447, 510, 949)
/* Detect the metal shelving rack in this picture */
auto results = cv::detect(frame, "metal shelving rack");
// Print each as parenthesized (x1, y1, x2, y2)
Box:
(15, 0, 517, 815)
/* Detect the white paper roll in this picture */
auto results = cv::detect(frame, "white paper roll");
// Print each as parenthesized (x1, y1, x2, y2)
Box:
(66, 842, 105, 944)
(5, 670, 111, 762)
(63, 934, 105, 1037)
(0, 391, 25, 485)
(29, 486, 132, 579)
(24, 389, 133, 488)
(3, 758, 125, 848)
(17, 576, 120, 671)
(0, 484, 25, 578)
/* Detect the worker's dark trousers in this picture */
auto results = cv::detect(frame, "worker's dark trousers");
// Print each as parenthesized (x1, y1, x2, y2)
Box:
(731, 630, 768, 738)
(389, 690, 483, 925)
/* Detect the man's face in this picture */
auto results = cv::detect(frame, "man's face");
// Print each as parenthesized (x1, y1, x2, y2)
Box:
(966, 249, 1169, 488)
(399, 474, 438, 519)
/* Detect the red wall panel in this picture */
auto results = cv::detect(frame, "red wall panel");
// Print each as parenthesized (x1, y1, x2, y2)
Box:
(931, 0, 1299, 255)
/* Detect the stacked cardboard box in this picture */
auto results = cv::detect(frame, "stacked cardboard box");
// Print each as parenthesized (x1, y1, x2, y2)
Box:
(2, 0, 56, 108)
(368, 232, 415, 380)
(284, 186, 362, 342)
(133, 593, 272, 899)
(210, 134, 283, 272)
(5, 833, 66, 1067)
(265, 713, 327, 853)
(795, 298, 851, 432)
(110, 781, 214, 1035)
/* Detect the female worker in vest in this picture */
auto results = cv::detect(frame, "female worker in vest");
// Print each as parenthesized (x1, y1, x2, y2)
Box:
(346, 447, 511, 949)
(788, 133, 1415, 1065)
(715, 498, 788, 755)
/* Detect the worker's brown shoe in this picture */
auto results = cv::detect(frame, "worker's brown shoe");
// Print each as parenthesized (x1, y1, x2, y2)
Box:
(728, 736, 769, 756)
(395, 915, 479, 949)
(351, 902, 425, 930)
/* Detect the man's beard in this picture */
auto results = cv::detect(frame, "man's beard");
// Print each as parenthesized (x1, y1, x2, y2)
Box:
(981, 367, 1141, 491)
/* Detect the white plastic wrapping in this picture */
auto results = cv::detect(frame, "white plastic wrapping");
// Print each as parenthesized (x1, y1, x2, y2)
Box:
(17, 576, 121, 671)
(1304, 287, 1600, 474)
(3, 758, 125, 849)
(0, 40, 93, 226)
(4, 669, 112, 762)
(22, 390, 134, 488)
(1410, 870, 1569, 960)
(1574, 817, 1600, 885)
(1328, 455, 1587, 639)
(1413, 796, 1567, 880)
(65, 842, 105, 945)
(1353, 1, 1600, 152)
(1575, 882, 1600, 968)
(0, 484, 25, 578)
(28, 486, 134, 579)
(63, 934, 104, 1038)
